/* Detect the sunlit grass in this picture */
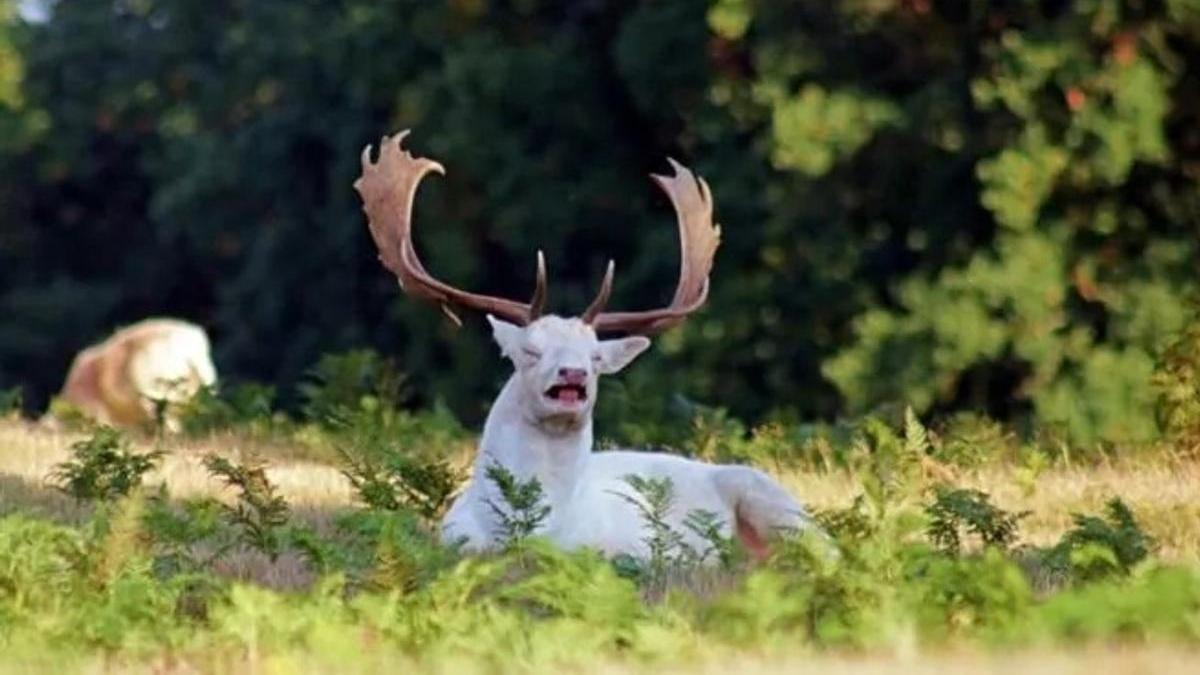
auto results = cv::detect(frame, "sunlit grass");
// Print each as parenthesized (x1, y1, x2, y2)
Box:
(4, 418, 1198, 579)
(0, 420, 352, 512)
(4, 639, 1198, 674)
(781, 457, 1200, 564)
(3, 418, 1200, 673)
(4, 420, 1199, 562)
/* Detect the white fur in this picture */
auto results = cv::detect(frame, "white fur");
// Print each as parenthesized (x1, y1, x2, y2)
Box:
(129, 322, 217, 406)
(56, 318, 217, 431)
(441, 315, 815, 558)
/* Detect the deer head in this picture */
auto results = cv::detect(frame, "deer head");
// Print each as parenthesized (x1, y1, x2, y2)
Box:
(354, 131, 720, 427)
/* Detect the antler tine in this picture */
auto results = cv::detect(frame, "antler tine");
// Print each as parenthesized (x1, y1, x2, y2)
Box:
(530, 250, 548, 320)
(588, 159, 721, 335)
(580, 259, 614, 323)
(355, 130, 546, 327)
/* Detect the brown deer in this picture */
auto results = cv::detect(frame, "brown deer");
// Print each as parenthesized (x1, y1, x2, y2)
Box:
(54, 318, 217, 432)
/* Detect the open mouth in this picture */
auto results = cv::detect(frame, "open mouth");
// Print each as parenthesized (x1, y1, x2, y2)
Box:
(544, 384, 587, 404)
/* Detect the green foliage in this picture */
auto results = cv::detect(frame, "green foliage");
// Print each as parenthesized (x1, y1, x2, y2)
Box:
(202, 455, 290, 561)
(907, 547, 1036, 643)
(5, 2, 1200, 662)
(0, 516, 86, 622)
(300, 349, 408, 429)
(180, 383, 284, 437)
(0, 0, 1195, 442)
(933, 413, 1020, 467)
(0, 511, 212, 655)
(340, 510, 459, 593)
(337, 443, 464, 524)
(1026, 566, 1200, 643)
(1041, 498, 1155, 583)
(1153, 314, 1200, 454)
(2, 416, 1199, 669)
(770, 85, 901, 176)
(141, 492, 228, 575)
(681, 509, 740, 570)
(0, 385, 20, 418)
(325, 378, 468, 524)
(484, 463, 551, 550)
(609, 475, 741, 592)
(926, 487, 1028, 555)
(749, 3, 1196, 442)
(610, 475, 686, 584)
(49, 426, 162, 502)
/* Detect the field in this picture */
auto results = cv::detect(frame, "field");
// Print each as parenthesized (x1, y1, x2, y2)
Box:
(2, 405, 1198, 674)
(6, 2, 1200, 673)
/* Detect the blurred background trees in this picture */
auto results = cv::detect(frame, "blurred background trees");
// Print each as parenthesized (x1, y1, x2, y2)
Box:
(0, 0, 1197, 443)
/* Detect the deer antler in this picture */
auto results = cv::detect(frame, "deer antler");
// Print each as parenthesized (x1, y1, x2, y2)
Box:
(354, 131, 547, 326)
(583, 159, 721, 335)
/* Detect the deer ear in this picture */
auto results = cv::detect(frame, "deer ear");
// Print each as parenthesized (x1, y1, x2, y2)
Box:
(595, 336, 651, 375)
(486, 315, 524, 362)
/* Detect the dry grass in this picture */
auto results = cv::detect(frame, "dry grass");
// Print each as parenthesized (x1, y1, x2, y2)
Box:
(0, 420, 351, 513)
(3, 420, 1200, 671)
(782, 455, 1200, 563)
(0, 420, 354, 590)
(4, 419, 1199, 562)
(3, 418, 1199, 582)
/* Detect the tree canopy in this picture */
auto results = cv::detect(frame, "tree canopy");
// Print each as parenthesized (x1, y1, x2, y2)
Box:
(1, 0, 1197, 441)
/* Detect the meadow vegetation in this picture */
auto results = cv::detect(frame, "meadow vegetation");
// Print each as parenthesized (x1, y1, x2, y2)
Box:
(1, 341, 1199, 673)
(3, 2, 1200, 671)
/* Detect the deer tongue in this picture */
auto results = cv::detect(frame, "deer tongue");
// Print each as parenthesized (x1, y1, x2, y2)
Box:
(558, 388, 580, 403)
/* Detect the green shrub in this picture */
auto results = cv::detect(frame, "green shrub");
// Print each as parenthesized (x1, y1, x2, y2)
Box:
(180, 382, 286, 436)
(142, 492, 229, 575)
(608, 475, 741, 590)
(925, 487, 1028, 555)
(49, 427, 162, 502)
(484, 463, 551, 551)
(300, 349, 408, 429)
(1153, 316, 1200, 455)
(0, 511, 213, 655)
(202, 455, 291, 561)
(0, 386, 21, 419)
(335, 435, 464, 524)
(933, 413, 1020, 467)
(1038, 498, 1155, 583)
(336, 510, 459, 592)
(1026, 566, 1200, 643)
(0, 515, 86, 622)
(907, 547, 1034, 643)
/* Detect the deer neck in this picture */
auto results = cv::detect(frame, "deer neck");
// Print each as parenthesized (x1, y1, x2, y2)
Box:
(476, 375, 593, 507)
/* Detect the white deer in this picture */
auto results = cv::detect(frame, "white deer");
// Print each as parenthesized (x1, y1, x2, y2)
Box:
(355, 132, 817, 560)
(55, 318, 218, 432)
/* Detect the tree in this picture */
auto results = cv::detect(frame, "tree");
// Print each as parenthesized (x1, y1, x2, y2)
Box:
(707, 0, 1200, 442)
(1, 0, 1197, 444)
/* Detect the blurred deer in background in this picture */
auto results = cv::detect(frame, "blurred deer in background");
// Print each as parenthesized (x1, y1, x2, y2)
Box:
(54, 318, 217, 433)
(355, 131, 819, 560)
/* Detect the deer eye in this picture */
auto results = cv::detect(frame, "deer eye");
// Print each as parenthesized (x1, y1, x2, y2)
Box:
(522, 347, 542, 360)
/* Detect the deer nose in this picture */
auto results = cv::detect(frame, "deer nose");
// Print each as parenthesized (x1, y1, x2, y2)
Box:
(558, 367, 587, 384)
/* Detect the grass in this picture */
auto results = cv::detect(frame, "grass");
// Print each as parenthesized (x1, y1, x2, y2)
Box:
(7, 417, 1190, 550)
(4, 418, 1199, 568)
(2, 417, 1200, 673)
(0, 421, 352, 512)
(0, 420, 355, 591)
(4, 644, 1200, 675)
(606, 647, 1200, 675)
(782, 458, 1200, 564)
(9, 420, 1198, 561)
